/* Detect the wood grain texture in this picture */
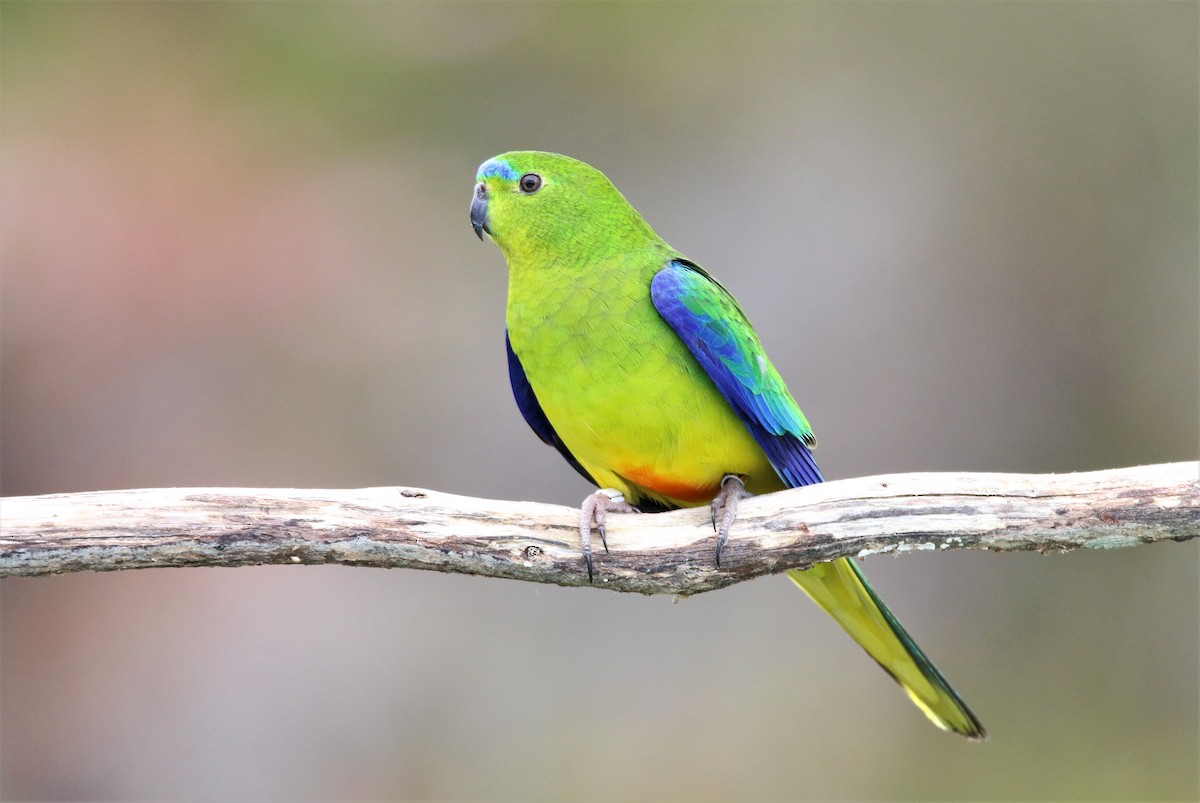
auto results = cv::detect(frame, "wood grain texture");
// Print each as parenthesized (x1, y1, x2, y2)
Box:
(2, 462, 1196, 594)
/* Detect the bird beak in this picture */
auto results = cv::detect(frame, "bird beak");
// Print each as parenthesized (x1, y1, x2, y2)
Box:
(470, 182, 490, 240)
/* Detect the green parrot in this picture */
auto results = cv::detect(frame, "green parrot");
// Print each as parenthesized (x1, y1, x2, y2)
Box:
(471, 150, 985, 740)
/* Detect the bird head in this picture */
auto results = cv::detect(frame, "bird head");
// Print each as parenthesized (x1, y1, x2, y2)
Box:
(471, 151, 656, 260)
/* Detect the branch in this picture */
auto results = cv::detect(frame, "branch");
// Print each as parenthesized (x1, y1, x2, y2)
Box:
(2, 463, 1196, 593)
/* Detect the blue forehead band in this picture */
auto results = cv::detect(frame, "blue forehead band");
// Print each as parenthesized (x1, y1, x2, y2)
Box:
(477, 159, 518, 182)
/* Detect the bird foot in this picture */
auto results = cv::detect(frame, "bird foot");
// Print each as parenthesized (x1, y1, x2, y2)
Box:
(711, 475, 751, 567)
(580, 489, 637, 581)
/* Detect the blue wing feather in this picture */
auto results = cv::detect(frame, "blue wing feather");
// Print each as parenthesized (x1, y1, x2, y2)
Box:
(506, 331, 598, 486)
(651, 260, 824, 489)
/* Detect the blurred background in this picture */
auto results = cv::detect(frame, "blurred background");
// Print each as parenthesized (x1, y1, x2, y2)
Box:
(2, 2, 1196, 800)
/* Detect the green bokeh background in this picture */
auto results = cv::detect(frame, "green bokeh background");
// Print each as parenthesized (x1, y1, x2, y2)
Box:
(2, 2, 1196, 800)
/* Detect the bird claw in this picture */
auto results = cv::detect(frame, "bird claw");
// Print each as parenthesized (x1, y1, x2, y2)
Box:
(580, 489, 636, 581)
(711, 475, 750, 567)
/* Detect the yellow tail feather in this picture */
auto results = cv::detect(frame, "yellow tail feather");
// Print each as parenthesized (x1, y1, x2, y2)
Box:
(787, 559, 986, 740)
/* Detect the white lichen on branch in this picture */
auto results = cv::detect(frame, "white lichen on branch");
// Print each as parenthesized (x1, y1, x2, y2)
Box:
(1, 462, 1196, 594)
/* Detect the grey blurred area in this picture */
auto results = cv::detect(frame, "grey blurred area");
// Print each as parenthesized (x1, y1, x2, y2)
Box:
(2, 2, 1196, 800)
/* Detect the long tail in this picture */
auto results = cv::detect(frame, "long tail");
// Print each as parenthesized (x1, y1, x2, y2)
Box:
(787, 558, 986, 740)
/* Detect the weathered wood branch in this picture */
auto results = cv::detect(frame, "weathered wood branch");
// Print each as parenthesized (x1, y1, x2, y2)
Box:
(1, 462, 1196, 593)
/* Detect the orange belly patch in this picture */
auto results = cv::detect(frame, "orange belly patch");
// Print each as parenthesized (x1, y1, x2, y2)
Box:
(619, 465, 720, 504)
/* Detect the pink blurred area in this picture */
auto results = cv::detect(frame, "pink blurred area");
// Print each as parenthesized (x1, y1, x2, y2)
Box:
(2, 3, 1197, 800)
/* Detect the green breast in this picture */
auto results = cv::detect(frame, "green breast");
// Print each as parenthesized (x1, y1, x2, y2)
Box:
(505, 252, 778, 508)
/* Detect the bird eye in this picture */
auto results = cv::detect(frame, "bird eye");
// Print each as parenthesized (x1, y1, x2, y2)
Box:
(518, 173, 542, 193)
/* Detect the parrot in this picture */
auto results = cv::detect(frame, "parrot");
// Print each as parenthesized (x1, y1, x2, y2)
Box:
(470, 150, 985, 740)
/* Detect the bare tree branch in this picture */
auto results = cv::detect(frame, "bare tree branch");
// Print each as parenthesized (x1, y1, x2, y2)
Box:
(2, 462, 1196, 593)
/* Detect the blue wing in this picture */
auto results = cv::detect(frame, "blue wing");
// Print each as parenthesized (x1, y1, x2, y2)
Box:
(650, 260, 824, 488)
(506, 331, 598, 487)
